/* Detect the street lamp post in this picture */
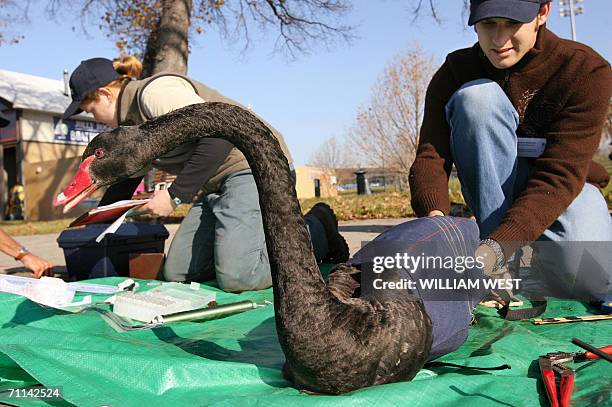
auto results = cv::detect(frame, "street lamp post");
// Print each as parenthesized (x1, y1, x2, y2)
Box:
(558, 0, 584, 41)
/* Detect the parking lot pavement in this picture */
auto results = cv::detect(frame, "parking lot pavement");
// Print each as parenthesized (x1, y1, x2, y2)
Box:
(338, 218, 410, 256)
(0, 218, 412, 277)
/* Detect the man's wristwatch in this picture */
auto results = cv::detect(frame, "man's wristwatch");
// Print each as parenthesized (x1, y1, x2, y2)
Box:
(168, 190, 182, 207)
(14, 246, 30, 261)
(480, 238, 506, 275)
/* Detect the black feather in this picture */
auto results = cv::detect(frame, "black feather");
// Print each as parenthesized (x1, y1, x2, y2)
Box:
(84, 102, 433, 394)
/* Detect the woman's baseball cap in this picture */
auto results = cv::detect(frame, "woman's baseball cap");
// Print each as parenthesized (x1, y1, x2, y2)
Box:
(469, 0, 550, 26)
(63, 58, 120, 119)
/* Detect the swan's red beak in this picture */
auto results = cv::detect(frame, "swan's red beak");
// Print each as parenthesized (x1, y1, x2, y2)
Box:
(53, 155, 98, 213)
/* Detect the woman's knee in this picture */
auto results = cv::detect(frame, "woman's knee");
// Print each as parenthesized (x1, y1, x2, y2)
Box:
(215, 249, 271, 292)
(162, 253, 215, 282)
(217, 270, 272, 292)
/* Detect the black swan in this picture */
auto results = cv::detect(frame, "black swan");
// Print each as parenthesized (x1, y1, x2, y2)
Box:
(54, 103, 433, 394)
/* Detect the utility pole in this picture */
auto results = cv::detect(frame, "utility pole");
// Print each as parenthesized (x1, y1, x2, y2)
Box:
(558, 0, 584, 41)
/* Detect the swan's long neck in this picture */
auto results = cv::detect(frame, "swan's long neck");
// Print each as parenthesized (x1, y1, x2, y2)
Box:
(135, 103, 333, 326)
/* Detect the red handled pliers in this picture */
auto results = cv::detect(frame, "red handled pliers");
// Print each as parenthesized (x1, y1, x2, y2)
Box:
(539, 345, 612, 407)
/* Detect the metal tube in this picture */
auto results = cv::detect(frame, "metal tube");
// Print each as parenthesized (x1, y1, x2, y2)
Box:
(63, 69, 70, 96)
(569, 0, 577, 41)
(157, 300, 259, 323)
(571, 338, 612, 363)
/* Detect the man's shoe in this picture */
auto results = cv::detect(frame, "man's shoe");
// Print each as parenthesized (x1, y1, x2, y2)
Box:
(306, 203, 349, 264)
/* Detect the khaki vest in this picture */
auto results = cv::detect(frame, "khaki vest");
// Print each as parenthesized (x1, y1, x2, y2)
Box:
(117, 72, 294, 193)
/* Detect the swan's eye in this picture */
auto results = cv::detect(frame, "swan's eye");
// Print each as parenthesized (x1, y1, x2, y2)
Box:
(94, 148, 105, 159)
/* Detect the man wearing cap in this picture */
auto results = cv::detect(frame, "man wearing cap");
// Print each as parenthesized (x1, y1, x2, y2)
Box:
(0, 112, 54, 278)
(409, 0, 612, 301)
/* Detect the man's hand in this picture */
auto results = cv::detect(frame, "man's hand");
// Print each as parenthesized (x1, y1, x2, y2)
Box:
(428, 210, 445, 217)
(140, 189, 176, 217)
(475, 238, 508, 277)
(430, 209, 477, 220)
(475, 243, 497, 276)
(21, 254, 53, 279)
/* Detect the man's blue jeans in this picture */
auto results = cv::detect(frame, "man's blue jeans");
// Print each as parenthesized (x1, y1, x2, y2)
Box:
(445, 79, 612, 301)
(162, 170, 328, 292)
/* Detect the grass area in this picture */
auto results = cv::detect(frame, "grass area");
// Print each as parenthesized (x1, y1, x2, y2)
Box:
(0, 219, 74, 237)
(0, 204, 191, 237)
(1, 191, 415, 236)
(603, 170, 612, 205)
(301, 191, 413, 221)
(3, 177, 611, 236)
(604, 184, 612, 205)
(448, 178, 465, 205)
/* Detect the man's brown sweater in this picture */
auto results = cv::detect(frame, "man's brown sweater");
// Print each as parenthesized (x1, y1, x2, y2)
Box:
(409, 27, 611, 256)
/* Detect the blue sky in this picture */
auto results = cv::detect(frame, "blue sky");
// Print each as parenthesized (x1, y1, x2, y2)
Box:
(1, 1, 610, 165)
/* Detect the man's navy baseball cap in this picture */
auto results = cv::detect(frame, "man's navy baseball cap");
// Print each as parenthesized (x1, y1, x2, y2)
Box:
(469, 0, 550, 26)
(63, 58, 120, 119)
(0, 111, 10, 128)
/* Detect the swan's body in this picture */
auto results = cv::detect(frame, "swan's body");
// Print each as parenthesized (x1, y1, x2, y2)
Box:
(56, 103, 432, 394)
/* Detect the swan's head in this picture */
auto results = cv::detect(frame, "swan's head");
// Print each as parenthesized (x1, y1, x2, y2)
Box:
(53, 126, 145, 213)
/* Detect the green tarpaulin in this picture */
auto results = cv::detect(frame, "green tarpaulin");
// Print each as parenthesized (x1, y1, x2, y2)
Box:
(0, 275, 610, 407)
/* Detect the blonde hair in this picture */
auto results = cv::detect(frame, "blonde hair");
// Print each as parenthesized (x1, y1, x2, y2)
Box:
(83, 55, 143, 103)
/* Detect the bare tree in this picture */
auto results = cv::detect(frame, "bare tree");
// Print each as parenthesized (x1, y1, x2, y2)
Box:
(0, 0, 26, 46)
(140, 0, 193, 76)
(4, 0, 354, 75)
(309, 135, 352, 170)
(410, 0, 469, 23)
(347, 45, 436, 188)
